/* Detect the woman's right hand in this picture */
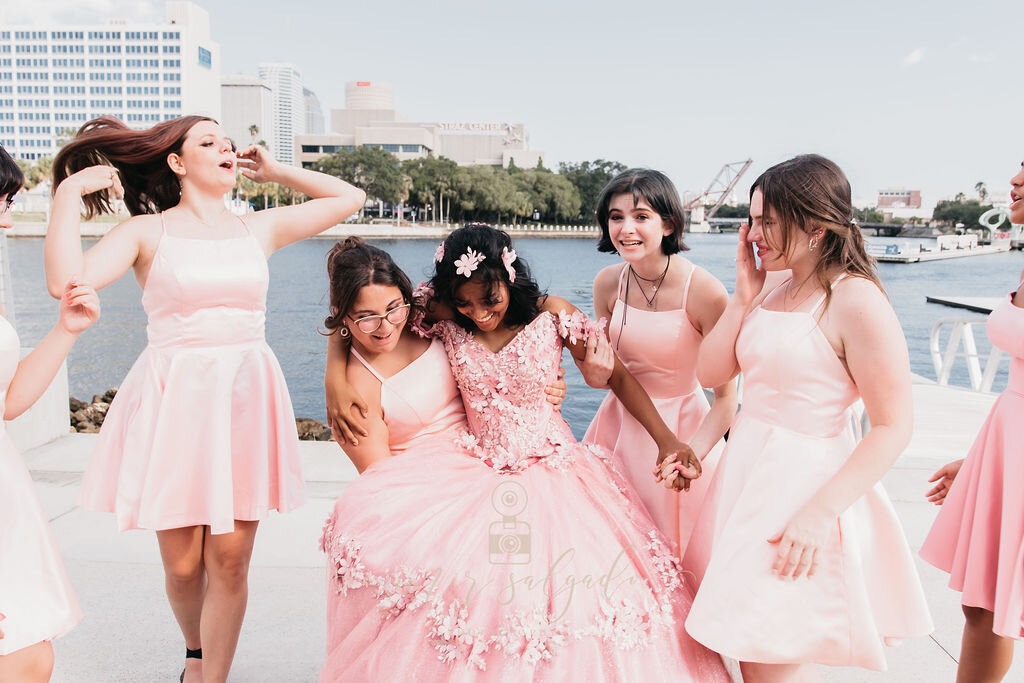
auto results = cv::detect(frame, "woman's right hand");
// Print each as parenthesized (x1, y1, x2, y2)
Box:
(733, 223, 765, 307)
(59, 165, 124, 199)
(59, 280, 100, 335)
(925, 459, 964, 505)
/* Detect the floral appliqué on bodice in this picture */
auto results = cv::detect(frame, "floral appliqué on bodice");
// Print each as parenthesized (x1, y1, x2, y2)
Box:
(435, 310, 607, 473)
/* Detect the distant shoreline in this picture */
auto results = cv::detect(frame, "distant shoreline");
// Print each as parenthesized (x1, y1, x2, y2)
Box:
(7, 221, 602, 240)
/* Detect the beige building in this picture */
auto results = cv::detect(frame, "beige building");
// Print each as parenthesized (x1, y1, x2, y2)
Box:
(219, 74, 272, 151)
(295, 81, 543, 169)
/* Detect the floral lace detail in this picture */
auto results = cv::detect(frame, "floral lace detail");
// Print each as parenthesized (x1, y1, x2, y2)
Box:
(494, 609, 569, 666)
(645, 530, 685, 594)
(374, 567, 434, 618)
(427, 599, 490, 670)
(321, 523, 371, 596)
(408, 281, 436, 339)
(593, 600, 655, 650)
(436, 313, 601, 473)
(555, 308, 608, 346)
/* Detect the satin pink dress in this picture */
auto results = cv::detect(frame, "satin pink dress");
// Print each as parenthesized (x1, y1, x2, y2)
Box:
(320, 322, 730, 682)
(921, 290, 1024, 639)
(80, 218, 305, 535)
(685, 282, 932, 670)
(584, 263, 723, 560)
(0, 316, 81, 654)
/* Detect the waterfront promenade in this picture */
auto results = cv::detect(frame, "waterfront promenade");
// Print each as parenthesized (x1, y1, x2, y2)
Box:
(19, 379, 1020, 682)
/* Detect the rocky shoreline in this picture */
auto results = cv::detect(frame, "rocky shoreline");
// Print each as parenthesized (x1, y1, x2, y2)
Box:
(70, 389, 334, 441)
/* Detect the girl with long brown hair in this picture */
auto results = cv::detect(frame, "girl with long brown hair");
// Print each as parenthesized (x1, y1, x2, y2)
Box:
(683, 154, 932, 681)
(46, 115, 365, 683)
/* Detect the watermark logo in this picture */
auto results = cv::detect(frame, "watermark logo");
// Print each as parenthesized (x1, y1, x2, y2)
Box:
(488, 481, 530, 565)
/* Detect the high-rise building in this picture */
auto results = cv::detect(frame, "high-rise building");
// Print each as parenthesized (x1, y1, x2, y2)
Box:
(257, 62, 304, 165)
(220, 75, 273, 151)
(304, 87, 324, 136)
(0, 0, 221, 161)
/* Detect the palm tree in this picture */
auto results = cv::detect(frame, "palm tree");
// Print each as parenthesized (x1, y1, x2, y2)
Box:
(975, 181, 988, 202)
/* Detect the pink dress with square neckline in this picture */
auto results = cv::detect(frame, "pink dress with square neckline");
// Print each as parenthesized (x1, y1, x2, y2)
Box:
(79, 215, 305, 535)
(684, 278, 932, 670)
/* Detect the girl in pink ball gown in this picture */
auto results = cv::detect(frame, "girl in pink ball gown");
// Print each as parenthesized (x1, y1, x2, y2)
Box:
(320, 228, 729, 682)
(584, 168, 737, 561)
(0, 145, 99, 682)
(919, 161, 1024, 683)
(45, 116, 365, 683)
(685, 154, 932, 682)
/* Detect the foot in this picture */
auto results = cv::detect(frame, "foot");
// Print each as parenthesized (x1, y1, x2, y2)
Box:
(182, 658, 202, 683)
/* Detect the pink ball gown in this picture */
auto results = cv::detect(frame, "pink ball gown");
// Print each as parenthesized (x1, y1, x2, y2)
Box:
(684, 281, 932, 670)
(0, 316, 81, 655)
(320, 316, 730, 682)
(584, 263, 723, 560)
(920, 289, 1024, 638)
(80, 217, 305, 535)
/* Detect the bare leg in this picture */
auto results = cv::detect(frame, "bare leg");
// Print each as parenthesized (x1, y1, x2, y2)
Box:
(741, 661, 821, 683)
(199, 520, 259, 683)
(957, 605, 1014, 683)
(157, 526, 206, 683)
(0, 641, 55, 683)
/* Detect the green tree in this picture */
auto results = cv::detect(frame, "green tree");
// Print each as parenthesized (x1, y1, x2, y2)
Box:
(558, 159, 627, 223)
(450, 166, 529, 224)
(511, 168, 581, 223)
(853, 206, 884, 223)
(403, 155, 458, 223)
(313, 146, 404, 214)
(714, 203, 750, 219)
(932, 199, 992, 228)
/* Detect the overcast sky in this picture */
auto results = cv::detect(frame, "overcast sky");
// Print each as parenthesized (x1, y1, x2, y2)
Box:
(4, 0, 1019, 207)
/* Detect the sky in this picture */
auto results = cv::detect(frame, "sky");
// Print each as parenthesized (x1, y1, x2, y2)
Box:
(3, 0, 1020, 208)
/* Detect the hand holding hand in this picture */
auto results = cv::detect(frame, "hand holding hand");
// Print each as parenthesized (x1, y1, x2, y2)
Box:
(58, 279, 100, 335)
(576, 329, 614, 388)
(733, 223, 766, 307)
(326, 378, 369, 446)
(544, 366, 568, 410)
(768, 507, 835, 580)
(236, 144, 282, 184)
(925, 459, 964, 505)
(653, 440, 700, 492)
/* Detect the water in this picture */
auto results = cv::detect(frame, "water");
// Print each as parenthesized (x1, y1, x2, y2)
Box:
(8, 234, 1021, 438)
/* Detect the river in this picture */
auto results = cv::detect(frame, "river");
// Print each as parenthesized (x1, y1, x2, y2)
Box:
(6, 233, 1021, 438)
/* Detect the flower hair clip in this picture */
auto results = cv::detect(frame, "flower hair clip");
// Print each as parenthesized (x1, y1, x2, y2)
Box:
(501, 247, 517, 283)
(454, 247, 486, 277)
(433, 242, 445, 263)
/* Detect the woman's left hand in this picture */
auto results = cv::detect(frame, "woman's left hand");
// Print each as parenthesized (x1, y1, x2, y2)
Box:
(237, 144, 282, 184)
(544, 366, 568, 410)
(654, 441, 700, 491)
(59, 280, 100, 335)
(768, 507, 836, 579)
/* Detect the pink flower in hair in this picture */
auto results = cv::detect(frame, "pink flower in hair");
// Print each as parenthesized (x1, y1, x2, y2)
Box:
(433, 243, 445, 263)
(454, 247, 485, 278)
(501, 247, 517, 283)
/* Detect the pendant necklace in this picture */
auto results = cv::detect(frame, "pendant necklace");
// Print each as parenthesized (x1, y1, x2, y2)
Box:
(628, 257, 671, 309)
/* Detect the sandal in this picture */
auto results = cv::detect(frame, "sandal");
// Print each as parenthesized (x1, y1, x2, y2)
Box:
(179, 647, 202, 683)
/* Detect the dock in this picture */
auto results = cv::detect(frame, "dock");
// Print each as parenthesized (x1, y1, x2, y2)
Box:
(14, 378, 1019, 682)
(869, 234, 1011, 263)
(925, 295, 1002, 314)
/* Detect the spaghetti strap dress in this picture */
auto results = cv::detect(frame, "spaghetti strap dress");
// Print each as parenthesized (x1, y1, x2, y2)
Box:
(0, 316, 81, 654)
(920, 286, 1024, 639)
(79, 215, 305, 535)
(584, 262, 724, 560)
(684, 280, 932, 670)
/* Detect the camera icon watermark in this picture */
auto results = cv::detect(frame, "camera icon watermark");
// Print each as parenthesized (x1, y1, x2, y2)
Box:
(488, 481, 530, 565)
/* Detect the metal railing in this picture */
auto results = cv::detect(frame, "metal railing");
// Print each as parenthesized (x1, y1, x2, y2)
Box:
(929, 317, 1004, 392)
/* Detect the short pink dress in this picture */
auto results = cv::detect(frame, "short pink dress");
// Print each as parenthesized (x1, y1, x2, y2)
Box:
(584, 263, 723, 559)
(320, 322, 730, 682)
(685, 282, 932, 670)
(80, 218, 305, 535)
(0, 316, 81, 654)
(920, 289, 1024, 639)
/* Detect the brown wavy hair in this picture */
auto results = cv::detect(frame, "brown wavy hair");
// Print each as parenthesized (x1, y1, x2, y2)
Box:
(324, 237, 414, 333)
(751, 154, 881, 311)
(52, 115, 216, 219)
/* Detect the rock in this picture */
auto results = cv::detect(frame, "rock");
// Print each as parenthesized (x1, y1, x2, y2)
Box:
(70, 397, 87, 412)
(296, 418, 333, 441)
(69, 389, 116, 432)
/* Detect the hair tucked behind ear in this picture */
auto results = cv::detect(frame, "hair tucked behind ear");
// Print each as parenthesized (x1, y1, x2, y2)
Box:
(52, 114, 215, 218)
(324, 237, 414, 333)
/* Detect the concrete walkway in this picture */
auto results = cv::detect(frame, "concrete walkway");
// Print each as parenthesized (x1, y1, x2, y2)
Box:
(21, 382, 1021, 682)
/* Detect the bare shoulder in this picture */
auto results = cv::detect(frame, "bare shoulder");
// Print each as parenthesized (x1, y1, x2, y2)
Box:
(541, 294, 577, 315)
(827, 275, 901, 338)
(102, 213, 162, 248)
(688, 263, 729, 299)
(831, 275, 891, 313)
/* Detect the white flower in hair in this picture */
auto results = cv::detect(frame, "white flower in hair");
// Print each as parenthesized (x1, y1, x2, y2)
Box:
(501, 247, 517, 283)
(434, 243, 445, 263)
(454, 247, 485, 277)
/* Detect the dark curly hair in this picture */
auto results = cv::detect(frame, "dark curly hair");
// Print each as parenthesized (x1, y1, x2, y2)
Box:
(0, 144, 24, 200)
(595, 168, 689, 255)
(430, 224, 543, 330)
(324, 237, 414, 333)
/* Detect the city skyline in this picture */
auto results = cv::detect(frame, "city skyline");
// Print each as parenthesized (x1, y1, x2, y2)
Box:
(2, 0, 1018, 207)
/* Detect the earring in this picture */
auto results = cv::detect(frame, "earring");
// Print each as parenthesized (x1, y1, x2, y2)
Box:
(339, 326, 350, 338)
(808, 236, 817, 251)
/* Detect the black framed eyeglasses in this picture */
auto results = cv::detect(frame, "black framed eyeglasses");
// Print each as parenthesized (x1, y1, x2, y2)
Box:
(349, 304, 411, 333)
